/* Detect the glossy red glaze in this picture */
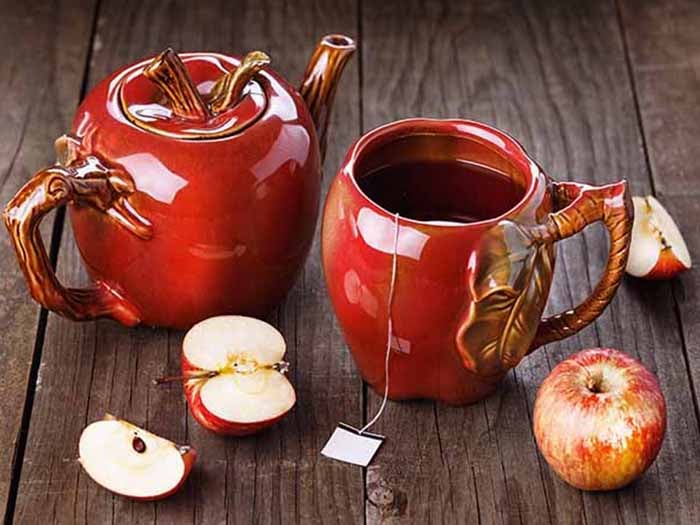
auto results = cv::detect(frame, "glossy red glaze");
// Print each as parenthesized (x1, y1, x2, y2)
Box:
(181, 354, 292, 436)
(69, 53, 321, 328)
(322, 119, 555, 405)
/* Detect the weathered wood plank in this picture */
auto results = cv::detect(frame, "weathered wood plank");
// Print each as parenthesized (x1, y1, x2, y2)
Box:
(618, 3, 700, 523)
(663, 194, 700, 422)
(361, 0, 700, 523)
(618, 0, 700, 197)
(0, 1, 98, 521)
(11, 1, 362, 523)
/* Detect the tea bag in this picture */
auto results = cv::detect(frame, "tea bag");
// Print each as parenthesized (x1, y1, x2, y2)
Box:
(321, 213, 400, 467)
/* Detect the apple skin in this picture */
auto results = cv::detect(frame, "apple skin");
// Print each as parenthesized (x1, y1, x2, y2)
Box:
(644, 248, 689, 280)
(181, 354, 291, 436)
(533, 348, 666, 491)
(132, 447, 197, 502)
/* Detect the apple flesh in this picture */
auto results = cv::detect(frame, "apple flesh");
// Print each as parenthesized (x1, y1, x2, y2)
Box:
(78, 414, 195, 500)
(626, 195, 691, 279)
(533, 348, 666, 491)
(182, 315, 296, 436)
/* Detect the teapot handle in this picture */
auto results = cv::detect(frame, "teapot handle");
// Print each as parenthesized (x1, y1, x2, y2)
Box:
(3, 135, 152, 326)
(528, 179, 632, 351)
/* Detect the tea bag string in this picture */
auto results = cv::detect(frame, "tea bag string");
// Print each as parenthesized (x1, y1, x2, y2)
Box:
(360, 212, 400, 435)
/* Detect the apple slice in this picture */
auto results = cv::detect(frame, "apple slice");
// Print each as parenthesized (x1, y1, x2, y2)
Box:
(626, 195, 691, 279)
(78, 414, 195, 500)
(182, 315, 296, 436)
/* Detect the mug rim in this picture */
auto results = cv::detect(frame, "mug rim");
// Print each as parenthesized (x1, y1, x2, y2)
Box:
(342, 117, 542, 229)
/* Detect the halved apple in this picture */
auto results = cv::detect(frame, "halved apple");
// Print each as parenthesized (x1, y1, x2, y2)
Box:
(78, 414, 195, 500)
(182, 315, 296, 436)
(626, 195, 691, 279)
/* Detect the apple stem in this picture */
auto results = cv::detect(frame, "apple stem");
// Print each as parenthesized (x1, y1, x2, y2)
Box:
(209, 51, 270, 114)
(152, 370, 219, 385)
(586, 377, 598, 392)
(583, 370, 604, 393)
(570, 360, 601, 393)
(153, 361, 290, 385)
(144, 48, 211, 121)
(272, 361, 290, 374)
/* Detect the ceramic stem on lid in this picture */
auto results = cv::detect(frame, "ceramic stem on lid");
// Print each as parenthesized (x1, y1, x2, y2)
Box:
(143, 48, 212, 121)
(119, 50, 269, 139)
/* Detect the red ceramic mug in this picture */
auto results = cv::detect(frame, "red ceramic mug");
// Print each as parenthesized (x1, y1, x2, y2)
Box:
(321, 119, 633, 405)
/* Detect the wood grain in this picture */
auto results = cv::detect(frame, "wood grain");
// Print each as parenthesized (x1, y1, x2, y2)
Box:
(0, 1, 98, 521)
(3, 0, 700, 523)
(619, 3, 700, 522)
(618, 0, 700, 198)
(10, 1, 362, 523)
(663, 195, 700, 431)
(361, 0, 700, 523)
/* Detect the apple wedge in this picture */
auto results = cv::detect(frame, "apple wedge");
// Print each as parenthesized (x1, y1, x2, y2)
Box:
(78, 414, 195, 500)
(182, 316, 296, 436)
(626, 195, 691, 279)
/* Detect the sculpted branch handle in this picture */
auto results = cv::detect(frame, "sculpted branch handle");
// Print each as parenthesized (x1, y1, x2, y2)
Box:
(3, 135, 152, 326)
(529, 180, 633, 350)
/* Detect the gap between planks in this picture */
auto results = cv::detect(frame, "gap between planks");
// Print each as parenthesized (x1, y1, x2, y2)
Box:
(613, 0, 700, 435)
(3, 1, 103, 523)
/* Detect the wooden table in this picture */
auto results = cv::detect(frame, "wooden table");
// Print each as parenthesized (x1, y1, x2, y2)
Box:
(1, 1, 699, 523)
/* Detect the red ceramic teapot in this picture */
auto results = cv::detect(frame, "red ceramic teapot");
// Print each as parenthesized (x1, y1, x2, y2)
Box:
(322, 119, 633, 405)
(4, 35, 355, 328)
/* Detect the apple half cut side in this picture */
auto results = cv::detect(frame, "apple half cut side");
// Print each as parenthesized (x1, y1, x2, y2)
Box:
(626, 195, 691, 279)
(182, 315, 296, 436)
(78, 414, 195, 500)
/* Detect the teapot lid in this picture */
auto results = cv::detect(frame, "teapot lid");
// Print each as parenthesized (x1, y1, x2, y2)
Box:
(114, 51, 267, 140)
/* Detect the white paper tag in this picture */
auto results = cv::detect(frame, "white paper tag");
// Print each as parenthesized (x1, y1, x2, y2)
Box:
(321, 423, 385, 467)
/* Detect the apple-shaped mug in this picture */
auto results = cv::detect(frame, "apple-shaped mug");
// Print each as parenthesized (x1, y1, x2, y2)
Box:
(3, 35, 355, 328)
(322, 119, 633, 405)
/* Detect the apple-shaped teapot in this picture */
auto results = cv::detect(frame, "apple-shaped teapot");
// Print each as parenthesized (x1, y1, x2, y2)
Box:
(4, 35, 355, 328)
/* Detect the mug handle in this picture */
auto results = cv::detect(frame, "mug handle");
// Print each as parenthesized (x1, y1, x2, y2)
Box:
(528, 179, 633, 351)
(2, 135, 152, 326)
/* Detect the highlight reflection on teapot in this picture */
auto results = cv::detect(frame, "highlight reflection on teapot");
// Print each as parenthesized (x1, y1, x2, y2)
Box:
(3, 35, 356, 328)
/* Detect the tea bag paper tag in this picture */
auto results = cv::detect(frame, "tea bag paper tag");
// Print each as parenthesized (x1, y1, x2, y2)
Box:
(320, 213, 400, 467)
(321, 423, 385, 467)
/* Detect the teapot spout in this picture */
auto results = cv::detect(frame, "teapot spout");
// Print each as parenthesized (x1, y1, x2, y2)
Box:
(299, 34, 356, 163)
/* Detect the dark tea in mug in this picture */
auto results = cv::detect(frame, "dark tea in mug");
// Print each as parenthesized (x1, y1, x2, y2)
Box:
(356, 159, 525, 224)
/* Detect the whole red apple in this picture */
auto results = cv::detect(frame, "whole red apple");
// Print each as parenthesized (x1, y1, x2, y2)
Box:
(533, 348, 666, 491)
